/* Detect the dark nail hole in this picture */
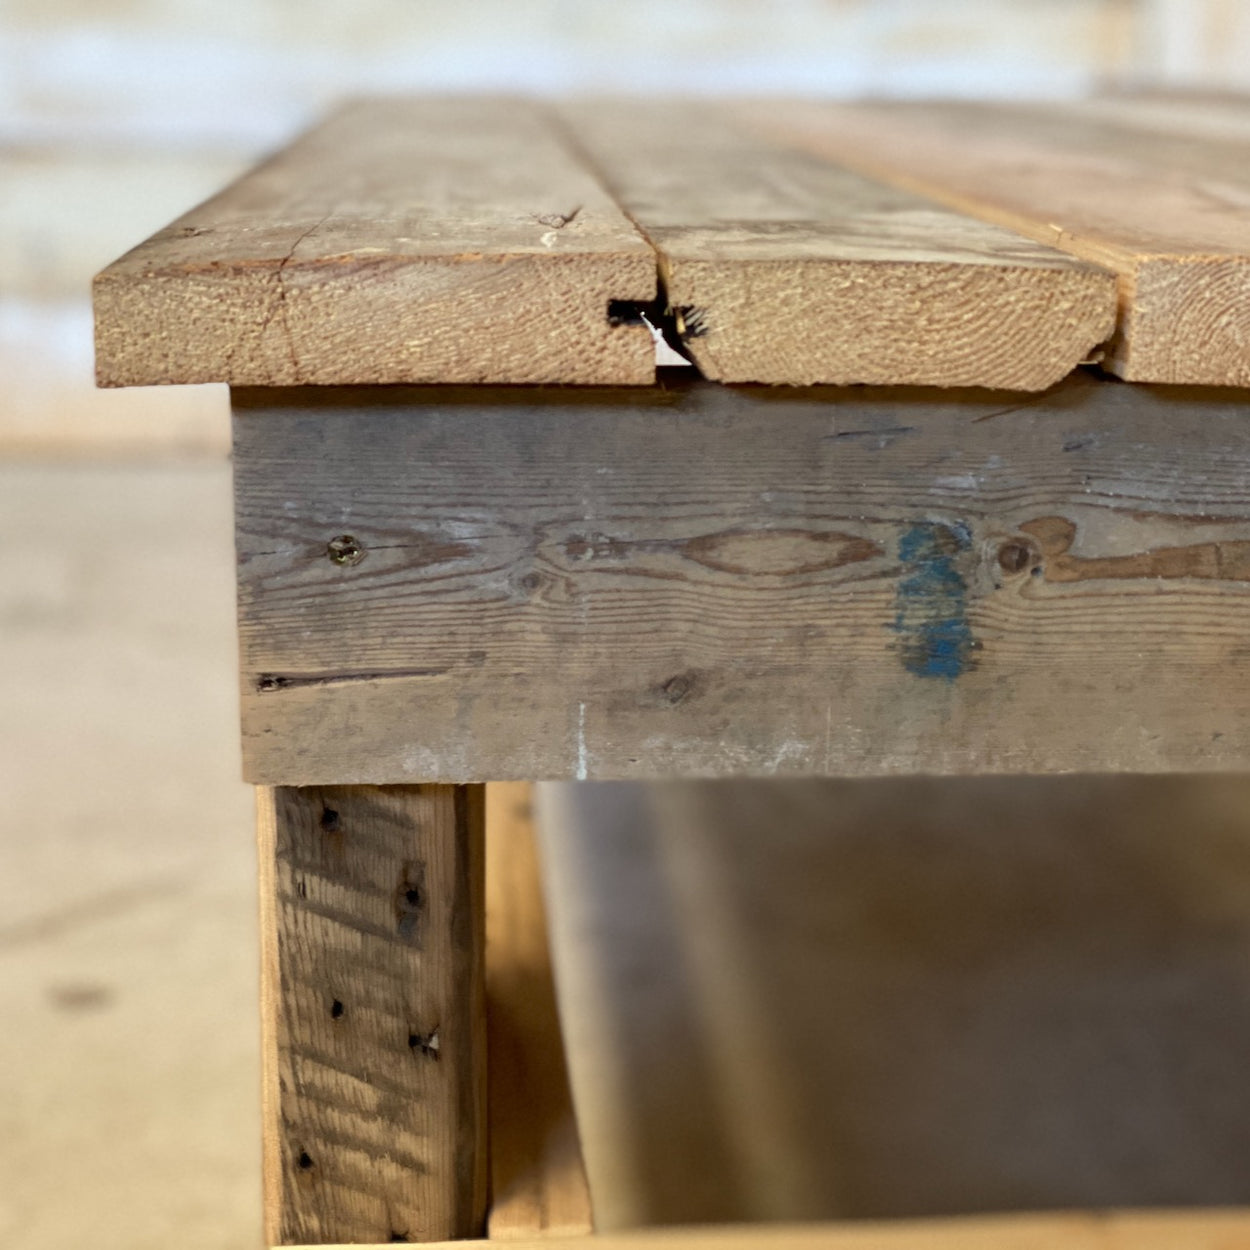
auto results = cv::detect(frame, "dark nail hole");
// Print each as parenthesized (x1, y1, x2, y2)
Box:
(320, 807, 340, 832)
(408, 1028, 441, 1059)
(330, 999, 344, 1020)
(396, 867, 427, 938)
(297, 1150, 313, 1170)
(389, 1234, 410, 1243)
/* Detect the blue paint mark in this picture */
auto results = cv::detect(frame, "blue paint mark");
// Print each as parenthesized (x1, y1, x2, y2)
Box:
(893, 522, 975, 680)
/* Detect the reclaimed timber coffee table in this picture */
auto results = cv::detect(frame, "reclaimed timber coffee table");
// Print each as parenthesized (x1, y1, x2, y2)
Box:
(94, 97, 1250, 1248)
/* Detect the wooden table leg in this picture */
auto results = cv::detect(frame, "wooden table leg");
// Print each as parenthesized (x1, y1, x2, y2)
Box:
(257, 784, 487, 1244)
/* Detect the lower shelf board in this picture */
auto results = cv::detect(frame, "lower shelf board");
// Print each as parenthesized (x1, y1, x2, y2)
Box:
(283, 1209, 1250, 1248)
(538, 777, 1250, 1230)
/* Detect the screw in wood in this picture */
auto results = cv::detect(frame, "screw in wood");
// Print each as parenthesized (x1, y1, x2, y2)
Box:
(327, 534, 365, 566)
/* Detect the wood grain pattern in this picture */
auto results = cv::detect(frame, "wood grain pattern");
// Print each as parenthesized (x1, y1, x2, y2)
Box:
(556, 101, 1115, 390)
(94, 98, 655, 387)
(258, 784, 487, 1244)
(748, 99, 1250, 385)
(233, 375, 1250, 784)
(485, 782, 592, 1239)
(281, 1210, 1250, 1250)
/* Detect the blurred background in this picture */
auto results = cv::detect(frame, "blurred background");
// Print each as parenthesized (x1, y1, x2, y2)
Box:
(5, 0, 1250, 458)
(4, 3, 1250, 1248)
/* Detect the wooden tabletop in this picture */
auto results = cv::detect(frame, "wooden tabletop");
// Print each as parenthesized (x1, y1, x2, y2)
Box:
(94, 94, 1250, 391)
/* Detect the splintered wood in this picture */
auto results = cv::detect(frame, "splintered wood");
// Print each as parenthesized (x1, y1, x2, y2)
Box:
(557, 101, 1115, 389)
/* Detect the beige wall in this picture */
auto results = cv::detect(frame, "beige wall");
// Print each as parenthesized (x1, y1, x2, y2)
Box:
(2, 0, 1248, 454)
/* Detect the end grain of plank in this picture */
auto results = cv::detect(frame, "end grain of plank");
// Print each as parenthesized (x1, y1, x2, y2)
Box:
(749, 99, 1250, 386)
(557, 100, 1116, 390)
(94, 98, 655, 388)
(258, 784, 487, 1245)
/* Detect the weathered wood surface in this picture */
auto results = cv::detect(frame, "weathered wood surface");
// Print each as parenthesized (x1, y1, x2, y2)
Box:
(750, 99, 1250, 386)
(485, 782, 592, 1239)
(558, 101, 1115, 390)
(94, 98, 655, 387)
(538, 775, 1250, 1228)
(284, 1210, 1250, 1250)
(234, 375, 1250, 784)
(257, 785, 487, 1244)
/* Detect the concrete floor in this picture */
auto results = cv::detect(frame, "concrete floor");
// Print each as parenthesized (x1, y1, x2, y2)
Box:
(0, 462, 260, 1249)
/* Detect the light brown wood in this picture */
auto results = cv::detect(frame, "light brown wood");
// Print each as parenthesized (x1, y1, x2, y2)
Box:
(233, 374, 1250, 784)
(911, 99, 1250, 192)
(285, 1210, 1250, 1250)
(748, 99, 1250, 385)
(94, 98, 655, 388)
(485, 783, 593, 1239)
(556, 100, 1115, 390)
(258, 784, 487, 1244)
(538, 776, 1250, 1229)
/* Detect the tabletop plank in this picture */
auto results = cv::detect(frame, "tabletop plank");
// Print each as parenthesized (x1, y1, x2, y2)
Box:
(94, 98, 656, 387)
(558, 101, 1116, 390)
(751, 99, 1250, 387)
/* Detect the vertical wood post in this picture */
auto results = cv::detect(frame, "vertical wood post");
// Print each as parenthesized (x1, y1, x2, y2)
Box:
(257, 784, 487, 1244)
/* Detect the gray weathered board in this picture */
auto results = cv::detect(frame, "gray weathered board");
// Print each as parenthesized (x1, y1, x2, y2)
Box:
(233, 374, 1250, 784)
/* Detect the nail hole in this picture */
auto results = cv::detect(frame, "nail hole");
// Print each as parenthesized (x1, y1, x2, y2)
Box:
(997, 539, 1035, 574)
(297, 1151, 313, 1170)
(320, 807, 340, 832)
(396, 868, 427, 938)
(389, 1234, 410, 1243)
(330, 999, 343, 1020)
(408, 1028, 441, 1059)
